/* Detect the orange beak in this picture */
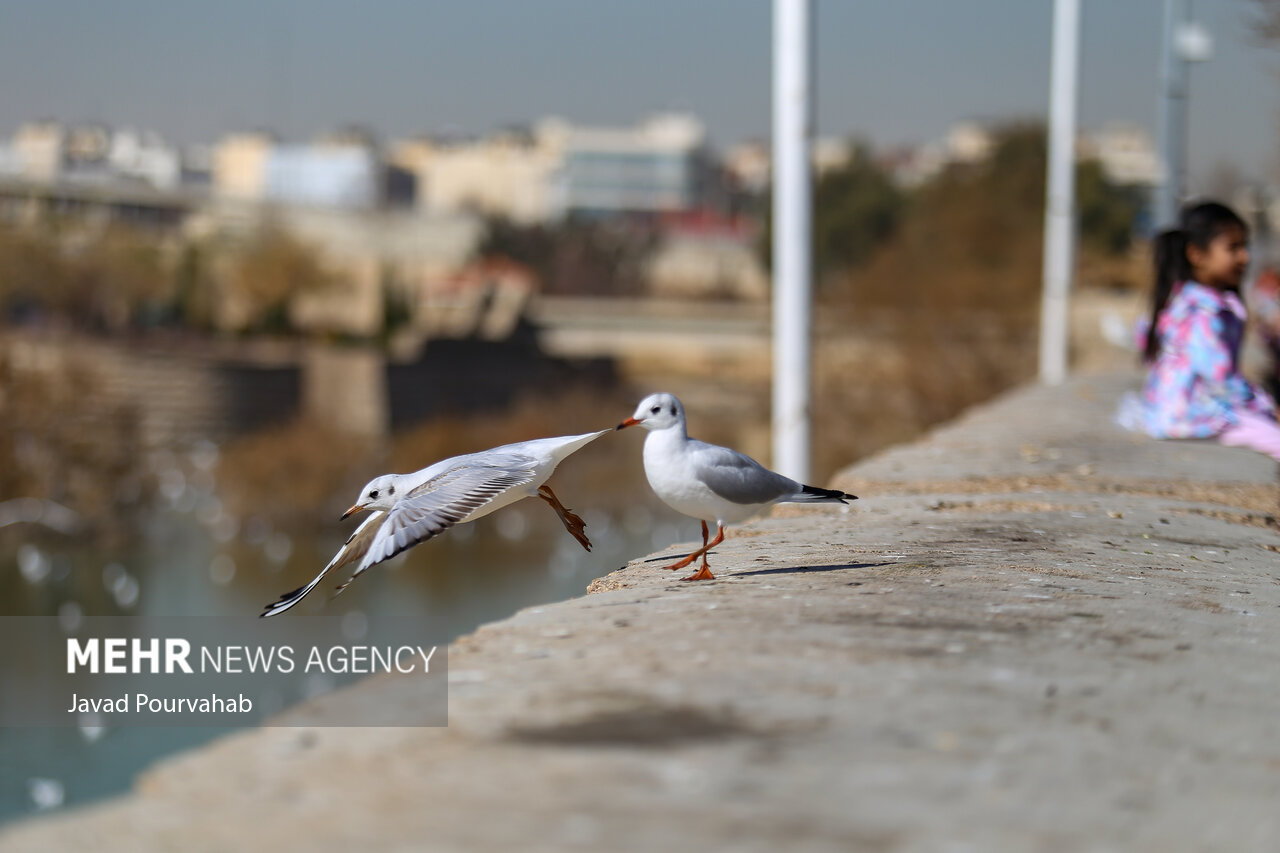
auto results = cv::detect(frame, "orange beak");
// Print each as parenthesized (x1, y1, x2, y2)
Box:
(341, 503, 365, 521)
(616, 417, 641, 431)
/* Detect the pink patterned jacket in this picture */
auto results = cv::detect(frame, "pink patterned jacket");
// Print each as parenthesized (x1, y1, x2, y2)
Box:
(1122, 281, 1276, 438)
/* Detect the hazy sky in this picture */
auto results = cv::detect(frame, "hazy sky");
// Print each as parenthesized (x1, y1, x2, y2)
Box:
(2, 1, 1277, 185)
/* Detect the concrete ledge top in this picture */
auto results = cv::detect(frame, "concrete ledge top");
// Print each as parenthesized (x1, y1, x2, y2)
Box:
(3, 372, 1279, 852)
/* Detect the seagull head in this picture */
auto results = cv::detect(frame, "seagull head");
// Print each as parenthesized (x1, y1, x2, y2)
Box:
(617, 392, 685, 433)
(343, 474, 401, 519)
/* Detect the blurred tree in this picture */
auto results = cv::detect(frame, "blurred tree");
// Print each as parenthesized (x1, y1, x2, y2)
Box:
(812, 142, 906, 285)
(173, 242, 217, 330)
(0, 224, 175, 329)
(225, 226, 333, 334)
(478, 216, 654, 296)
(1252, 0, 1280, 38)
(479, 217, 556, 287)
(0, 346, 145, 526)
(757, 139, 906, 289)
(71, 226, 172, 331)
(381, 265, 413, 340)
(1076, 158, 1143, 255)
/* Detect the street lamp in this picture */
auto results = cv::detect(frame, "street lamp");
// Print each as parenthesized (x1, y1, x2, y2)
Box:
(1155, 1, 1213, 229)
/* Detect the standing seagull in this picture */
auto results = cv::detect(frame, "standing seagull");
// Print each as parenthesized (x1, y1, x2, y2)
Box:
(261, 429, 609, 617)
(617, 393, 856, 581)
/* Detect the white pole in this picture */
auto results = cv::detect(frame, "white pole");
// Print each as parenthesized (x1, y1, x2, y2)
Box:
(1155, 0, 1197, 229)
(772, 0, 812, 481)
(1039, 0, 1081, 386)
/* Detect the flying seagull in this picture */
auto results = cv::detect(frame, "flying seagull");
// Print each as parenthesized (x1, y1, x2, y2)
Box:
(261, 429, 609, 617)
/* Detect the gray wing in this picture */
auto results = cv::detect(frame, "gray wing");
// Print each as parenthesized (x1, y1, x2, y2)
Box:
(688, 441, 800, 506)
(352, 456, 539, 576)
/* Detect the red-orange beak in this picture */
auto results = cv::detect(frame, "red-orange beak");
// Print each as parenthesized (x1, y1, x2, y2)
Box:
(341, 503, 365, 521)
(616, 416, 641, 431)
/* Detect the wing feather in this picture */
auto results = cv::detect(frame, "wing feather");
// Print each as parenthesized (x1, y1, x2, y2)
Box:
(340, 459, 539, 588)
(690, 441, 799, 506)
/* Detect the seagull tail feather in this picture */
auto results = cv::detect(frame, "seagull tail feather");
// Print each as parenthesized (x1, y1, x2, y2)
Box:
(797, 484, 858, 504)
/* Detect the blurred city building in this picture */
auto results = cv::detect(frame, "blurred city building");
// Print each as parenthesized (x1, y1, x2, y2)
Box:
(1, 121, 195, 190)
(390, 125, 561, 224)
(0, 112, 1174, 343)
(551, 113, 711, 218)
(722, 140, 771, 195)
(8, 121, 66, 181)
(1077, 122, 1163, 187)
(262, 143, 380, 209)
(888, 120, 997, 186)
(210, 132, 276, 201)
(644, 211, 767, 301)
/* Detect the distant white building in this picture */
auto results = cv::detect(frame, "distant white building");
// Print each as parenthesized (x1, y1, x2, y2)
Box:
(212, 132, 275, 200)
(108, 128, 182, 190)
(723, 140, 770, 194)
(392, 114, 713, 223)
(891, 120, 997, 186)
(0, 144, 22, 177)
(1, 121, 187, 191)
(551, 113, 710, 218)
(721, 136, 865, 195)
(392, 125, 561, 224)
(812, 137, 854, 176)
(10, 121, 66, 181)
(946, 121, 996, 165)
(211, 131, 389, 209)
(1079, 123, 1161, 187)
(263, 144, 381, 209)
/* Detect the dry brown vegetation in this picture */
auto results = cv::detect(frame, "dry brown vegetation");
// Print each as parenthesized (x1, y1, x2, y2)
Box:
(805, 125, 1145, 479)
(0, 346, 146, 530)
(219, 225, 336, 333)
(807, 129, 1047, 476)
(214, 420, 379, 528)
(0, 224, 172, 330)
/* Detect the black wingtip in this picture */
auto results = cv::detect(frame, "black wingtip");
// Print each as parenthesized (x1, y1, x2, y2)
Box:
(260, 583, 308, 618)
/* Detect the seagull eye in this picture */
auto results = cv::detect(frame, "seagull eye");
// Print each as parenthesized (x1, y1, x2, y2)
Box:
(650, 406, 661, 414)
(369, 490, 379, 500)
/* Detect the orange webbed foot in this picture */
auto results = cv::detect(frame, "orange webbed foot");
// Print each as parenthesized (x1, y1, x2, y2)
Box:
(679, 566, 715, 582)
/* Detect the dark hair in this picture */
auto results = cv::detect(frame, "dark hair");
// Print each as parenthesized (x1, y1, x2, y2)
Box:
(1143, 201, 1248, 361)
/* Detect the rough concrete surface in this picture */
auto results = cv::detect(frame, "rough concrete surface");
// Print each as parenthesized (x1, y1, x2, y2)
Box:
(2, 372, 1278, 852)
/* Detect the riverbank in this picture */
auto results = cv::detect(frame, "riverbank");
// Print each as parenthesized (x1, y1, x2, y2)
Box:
(2, 371, 1278, 852)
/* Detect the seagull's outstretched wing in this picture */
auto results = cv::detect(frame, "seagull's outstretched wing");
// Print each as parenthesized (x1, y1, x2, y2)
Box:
(345, 455, 539, 581)
(260, 510, 385, 618)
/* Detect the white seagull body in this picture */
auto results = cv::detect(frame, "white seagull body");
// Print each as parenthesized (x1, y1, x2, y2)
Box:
(618, 393, 856, 580)
(261, 429, 609, 617)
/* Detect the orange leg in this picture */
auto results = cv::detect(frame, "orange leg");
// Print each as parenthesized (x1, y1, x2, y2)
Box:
(663, 520, 710, 570)
(680, 523, 724, 581)
(538, 485, 592, 552)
